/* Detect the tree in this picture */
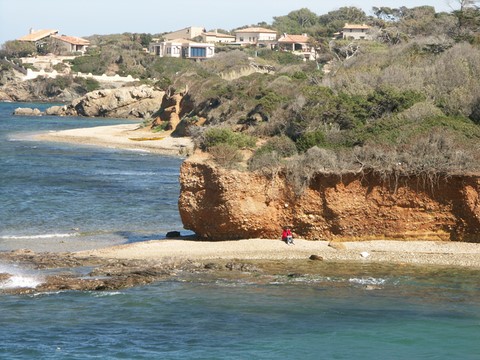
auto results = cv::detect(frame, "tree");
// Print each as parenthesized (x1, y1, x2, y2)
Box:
(272, 8, 318, 34)
(318, 7, 368, 37)
(450, 0, 480, 40)
(1, 40, 36, 57)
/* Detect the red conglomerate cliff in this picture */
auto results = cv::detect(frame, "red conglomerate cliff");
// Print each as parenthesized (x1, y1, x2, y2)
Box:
(178, 155, 480, 242)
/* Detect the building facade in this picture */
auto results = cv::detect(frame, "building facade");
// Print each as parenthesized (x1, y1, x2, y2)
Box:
(201, 31, 235, 43)
(342, 23, 371, 40)
(149, 39, 215, 60)
(51, 35, 90, 53)
(234, 27, 277, 46)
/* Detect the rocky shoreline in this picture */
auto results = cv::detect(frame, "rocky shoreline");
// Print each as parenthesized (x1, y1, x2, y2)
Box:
(1, 238, 479, 295)
(2, 120, 478, 295)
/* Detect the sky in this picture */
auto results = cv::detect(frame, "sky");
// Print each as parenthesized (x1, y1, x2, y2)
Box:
(0, 0, 455, 45)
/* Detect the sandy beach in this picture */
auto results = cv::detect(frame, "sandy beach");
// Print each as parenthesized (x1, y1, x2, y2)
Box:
(34, 123, 480, 269)
(34, 123, 194, 156)
(76, 238, 480, 268)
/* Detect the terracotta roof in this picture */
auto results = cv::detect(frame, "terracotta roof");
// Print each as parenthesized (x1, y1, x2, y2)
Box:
(343, 23, 370, 30)
(52, 35, 90, 45)
(278, 34, 310, 44)
(18, 29, 58, 42)
(234, 27, 277, 34)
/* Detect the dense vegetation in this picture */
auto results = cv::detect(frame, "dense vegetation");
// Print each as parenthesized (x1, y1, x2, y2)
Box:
(2, 2, 480, 184)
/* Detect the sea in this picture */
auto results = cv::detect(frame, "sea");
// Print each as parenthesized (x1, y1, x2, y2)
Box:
(1, 102, 479, 359)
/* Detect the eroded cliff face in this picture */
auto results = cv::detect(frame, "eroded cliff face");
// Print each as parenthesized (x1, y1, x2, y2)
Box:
(179, 156, 480, 242)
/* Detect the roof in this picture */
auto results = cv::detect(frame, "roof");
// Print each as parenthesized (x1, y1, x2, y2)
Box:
(343, 23, 370, 30)
(234, 27, 277, 34)
(163, 39, 214, 46)
(18, 29, 58, 42)
(52, 35, 90, 45)
(278, 34, 310, 44)
(203, 32, 235, 38)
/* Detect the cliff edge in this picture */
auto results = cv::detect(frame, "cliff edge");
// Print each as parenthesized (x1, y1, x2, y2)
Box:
(179, 155, 480, 242)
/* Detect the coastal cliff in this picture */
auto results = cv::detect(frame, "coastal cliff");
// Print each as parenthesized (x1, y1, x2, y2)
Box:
(44, 85, 165, 119)
(179, 155, 480, 242)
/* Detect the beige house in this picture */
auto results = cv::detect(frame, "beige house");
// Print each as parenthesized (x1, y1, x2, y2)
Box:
(149, 39, 215, 60)
(202, 31, 235, 43)
(234, 27, 277, 46)
(51, 35, 90, 53)
(342, 23, 371, 40)
(164, 26, 206, 41)
(277, 33, 316, 61)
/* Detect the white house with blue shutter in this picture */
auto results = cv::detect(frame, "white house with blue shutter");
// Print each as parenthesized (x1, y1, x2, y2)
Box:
(149, 39, 215, 60)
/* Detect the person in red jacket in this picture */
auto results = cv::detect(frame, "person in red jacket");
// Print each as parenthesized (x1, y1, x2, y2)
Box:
(282, 226, 294, 245)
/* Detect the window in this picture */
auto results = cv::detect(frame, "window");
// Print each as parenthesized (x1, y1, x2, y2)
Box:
(190, 47, 206, 58)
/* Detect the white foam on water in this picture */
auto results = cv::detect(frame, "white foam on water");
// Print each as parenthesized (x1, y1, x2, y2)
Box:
(349, 277, 387, 286)
(0, 263, 44, 289)
(1, 275, 43, 289)
(0, 232, 80, 240)
(91, 291, 123, 297)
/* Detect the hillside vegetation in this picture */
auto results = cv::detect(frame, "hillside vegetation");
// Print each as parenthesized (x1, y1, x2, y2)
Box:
(2, 3, 480, 182)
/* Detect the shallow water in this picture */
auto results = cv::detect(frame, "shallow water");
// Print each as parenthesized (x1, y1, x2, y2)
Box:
(0, 102, 187, 252)
(1, 270, 479, 360)
(1, 102, 479, 359)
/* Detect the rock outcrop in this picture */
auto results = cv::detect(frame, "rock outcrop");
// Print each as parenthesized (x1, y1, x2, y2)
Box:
(44, 85, 164, 119)
(13, 107, 43, 116)
(178, 155, 480, 242)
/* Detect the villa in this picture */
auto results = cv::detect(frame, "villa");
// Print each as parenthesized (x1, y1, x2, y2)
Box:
(149, 39, 215, 60)
(234, 27, 277, 47)
(277, 33, 316, 61)
(51, 35, 90, 54)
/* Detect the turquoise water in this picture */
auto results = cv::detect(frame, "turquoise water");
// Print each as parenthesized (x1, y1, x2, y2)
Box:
(1, 102, 479, 359)
(0, 102, 187, 252)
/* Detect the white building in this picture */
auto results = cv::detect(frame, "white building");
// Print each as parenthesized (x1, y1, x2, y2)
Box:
(234, 27, 277, 46)
(149, 39, 215, 60)
(201, 31, 235, 43)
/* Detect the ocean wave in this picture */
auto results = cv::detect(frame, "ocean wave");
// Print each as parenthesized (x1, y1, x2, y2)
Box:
(0, 232, 80, 240)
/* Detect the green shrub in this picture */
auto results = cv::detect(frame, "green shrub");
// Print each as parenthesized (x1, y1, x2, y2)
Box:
(256, 90, 288, 115)
(73, 77, 101, 94)
(295, 130, 327, 152)
(201, 128, 256, 150)
(209, 144, 244, 168)
(254, 136, 297, 157)
(70, 53, 106, 75)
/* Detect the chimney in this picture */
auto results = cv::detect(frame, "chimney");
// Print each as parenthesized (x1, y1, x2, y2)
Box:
(29, 27, 34, 34)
